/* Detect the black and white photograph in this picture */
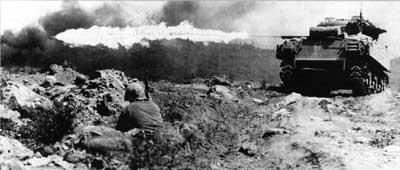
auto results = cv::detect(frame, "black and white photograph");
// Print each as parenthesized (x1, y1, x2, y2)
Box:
(1, 0, 400, 169)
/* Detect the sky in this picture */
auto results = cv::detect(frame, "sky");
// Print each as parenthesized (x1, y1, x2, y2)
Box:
(1, 1, 399, 55)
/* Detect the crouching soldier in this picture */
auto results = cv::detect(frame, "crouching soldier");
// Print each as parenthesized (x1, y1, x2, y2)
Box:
(76, 81, 163, 153)
(116, 81, 163, 133)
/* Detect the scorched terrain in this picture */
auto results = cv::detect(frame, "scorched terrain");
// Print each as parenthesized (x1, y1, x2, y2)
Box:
(2, 65, 400, 169)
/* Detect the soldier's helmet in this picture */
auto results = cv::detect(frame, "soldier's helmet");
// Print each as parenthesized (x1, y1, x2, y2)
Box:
(125, 82, 146, 101)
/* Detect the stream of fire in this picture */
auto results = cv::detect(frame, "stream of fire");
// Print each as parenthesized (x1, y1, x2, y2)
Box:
(55, 21, 249, 48)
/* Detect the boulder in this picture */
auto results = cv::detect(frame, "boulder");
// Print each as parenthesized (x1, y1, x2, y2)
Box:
(214, 85, 237, 101)
(40, 75, 58, 88)
(65, 151, 87, 164)
(262, 128, 287, 138)
(0, 136, 76, 170)
(0, 104, 21, 124)
(74, 74, 89, 86)
(252, 98, 264, 104)
(1, 81, 51, 108)
(0, 135, 34, 160)
(282, 93, 302, 105)
(239, 141, 257, 157)
(26, 155, 73, 169)
(0, 160, 26, 170)
(49, 64, 82, 85)
(210, 75, 231, 86)
(94, 70, 128, 92)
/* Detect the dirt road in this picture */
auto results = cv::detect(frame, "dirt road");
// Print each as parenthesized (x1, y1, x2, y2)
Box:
(216, 90, 400, 170)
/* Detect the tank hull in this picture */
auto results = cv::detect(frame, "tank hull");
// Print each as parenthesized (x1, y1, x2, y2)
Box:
(278, 38, 390, 95)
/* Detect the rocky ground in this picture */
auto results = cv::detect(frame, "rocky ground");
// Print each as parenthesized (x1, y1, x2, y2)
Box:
(2, 65, 400, 170)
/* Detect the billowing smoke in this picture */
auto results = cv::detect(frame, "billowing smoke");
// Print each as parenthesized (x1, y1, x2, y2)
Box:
(0, 1, 137, 67)
(53, 1, 255, 49)
(157, 1, 255, 32)
(0, 27, 54, 66)
(0, 1, 282, 83)
(39, 1, 131, 36)
(39, 1, 93, 36)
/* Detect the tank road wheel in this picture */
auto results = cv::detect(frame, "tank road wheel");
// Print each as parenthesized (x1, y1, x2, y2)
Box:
(280, 63, 294, 90)
(377, 74, 389, 93)
(350, 66, 370, 96)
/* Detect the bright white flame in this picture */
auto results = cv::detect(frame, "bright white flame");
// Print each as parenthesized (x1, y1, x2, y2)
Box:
(54, 21, 249, 48)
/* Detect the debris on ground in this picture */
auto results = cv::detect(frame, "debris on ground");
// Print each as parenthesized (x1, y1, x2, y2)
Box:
(2, 65, 400, 169)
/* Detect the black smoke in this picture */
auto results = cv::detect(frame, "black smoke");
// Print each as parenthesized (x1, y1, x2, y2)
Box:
(0, 1, 280, 83)
(158, 1, 255, 32)
(0, 27, 54, 66)
(39, 2, 94, 36)
(39, 1, 129, 36)
(1, 1, 131, 68)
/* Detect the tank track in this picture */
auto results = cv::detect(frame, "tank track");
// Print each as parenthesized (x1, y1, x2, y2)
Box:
(350, 65, 388, 96)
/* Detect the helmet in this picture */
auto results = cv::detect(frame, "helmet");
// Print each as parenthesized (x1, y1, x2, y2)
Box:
(125, 82, 146, 101)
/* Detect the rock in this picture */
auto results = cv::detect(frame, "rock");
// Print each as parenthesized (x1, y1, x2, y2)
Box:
(353, 136, 371, 144)
(0, 160, 26, 170)
(123, 128, 141, 137)
(27, 156, 52, 167)
(95, 69, 128, 92)
(1, 81, 52, 108)
(41, 146, 56, 156)
(0, 135, 34, 160)
(282, 93, 302, 105)
(210, 75, 231, 86)
(272, 108, 290, 120)
(160, 155, 172, 165)
(239, 141, 257, 157)
(74, 74, 89, 86)
(351, 126, 362, 131)
(30, 84, 46, 94)
(0, 136, 74, 169)
(180, 123, 199, 139)
(214, 85, 236, 101)
(26, 155, 73, 169)
(262, 128, 287, 138)
(40, 76, 58, 88)
(45, 85, 75, 100)
(65, 151, 87, 164)
(318, 99, 332, 111)
(0, 104, 21, 124)
(252, 98, 263, 104)
(50, 64, 82, 85)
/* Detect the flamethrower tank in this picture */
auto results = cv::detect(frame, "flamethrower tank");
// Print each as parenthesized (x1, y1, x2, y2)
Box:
(276, 13, 392, 96)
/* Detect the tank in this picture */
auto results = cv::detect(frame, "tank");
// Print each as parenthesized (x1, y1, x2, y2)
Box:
(276, 13, 393, 96)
